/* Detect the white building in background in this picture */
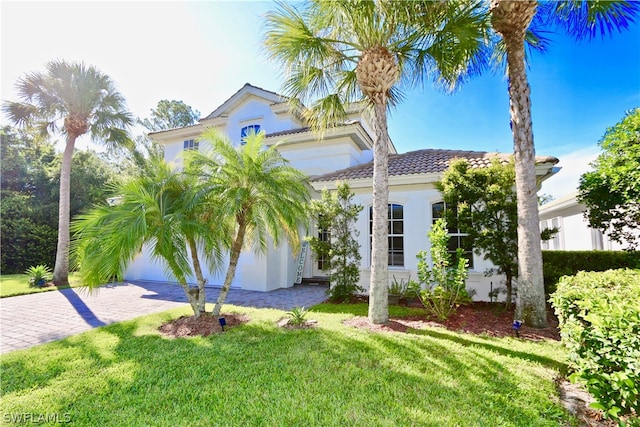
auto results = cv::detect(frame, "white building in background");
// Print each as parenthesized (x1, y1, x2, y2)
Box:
(538, 192, 632, 251)
(124, 84, 559, 301)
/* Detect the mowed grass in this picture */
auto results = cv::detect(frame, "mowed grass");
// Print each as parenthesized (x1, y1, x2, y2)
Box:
(1, 304, 575, 426)
(0, 273, 82, 298)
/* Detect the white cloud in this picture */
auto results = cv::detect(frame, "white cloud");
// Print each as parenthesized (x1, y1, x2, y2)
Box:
(539, 146, 601, 200)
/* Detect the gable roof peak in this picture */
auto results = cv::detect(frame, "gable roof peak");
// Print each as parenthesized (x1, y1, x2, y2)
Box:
(201, 83, 291, 121)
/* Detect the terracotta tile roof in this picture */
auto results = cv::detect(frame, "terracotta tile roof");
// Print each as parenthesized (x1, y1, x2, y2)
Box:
(311, 149, 558, 182)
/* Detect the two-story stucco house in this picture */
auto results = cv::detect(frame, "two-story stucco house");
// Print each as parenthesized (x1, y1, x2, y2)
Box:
(124, 84, 559, 301)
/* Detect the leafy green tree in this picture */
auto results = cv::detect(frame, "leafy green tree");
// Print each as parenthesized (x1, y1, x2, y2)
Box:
(72, 158, 226, 318)
(308, 182, 363, 302)
(140, 99, 200, 132)
(3, 60, 133, 285)
(264, 0, 489, 324)
(578, 108, 640, 248)
(488, 0, 639, 327)
(187, 129, 310, 317)
(1, 126, 118, 273)
(438, 158, 560, 307)
(438, 158, 518, 308)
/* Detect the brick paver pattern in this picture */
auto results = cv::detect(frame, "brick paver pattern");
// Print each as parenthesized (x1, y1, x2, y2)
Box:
(0, 281, 327, 354)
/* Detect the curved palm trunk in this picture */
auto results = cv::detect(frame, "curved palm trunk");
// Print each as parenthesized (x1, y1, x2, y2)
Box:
(212, 216, 247, 318)
(492, 0, 547, 327)
(52, 134, 76, 286)
(187, 238, 207, 317)
(368, 102, 389, 324)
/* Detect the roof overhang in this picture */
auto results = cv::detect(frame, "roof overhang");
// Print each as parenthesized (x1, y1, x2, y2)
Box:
(148, 123, 207, 144)
(265, 122, 374, 151)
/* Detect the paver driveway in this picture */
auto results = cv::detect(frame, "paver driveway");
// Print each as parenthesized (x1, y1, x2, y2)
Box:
(0, 281, 328, 354)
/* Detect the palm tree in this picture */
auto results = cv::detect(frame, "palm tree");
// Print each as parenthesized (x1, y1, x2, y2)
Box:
(187, 129, 310, 318)
(264, 0, 489, 323)
(71, 158, 228, 318)
(3, 60, 133, 286)
(488, 0, 639, 327)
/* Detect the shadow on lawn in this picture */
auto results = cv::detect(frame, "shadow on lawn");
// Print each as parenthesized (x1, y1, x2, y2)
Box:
(0, 314, 572, 426)
(412, 327, 568, 373)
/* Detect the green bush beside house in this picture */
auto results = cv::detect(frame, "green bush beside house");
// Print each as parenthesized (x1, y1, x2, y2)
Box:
(551, 269, 640, 425)
(543, 250, 640, 294)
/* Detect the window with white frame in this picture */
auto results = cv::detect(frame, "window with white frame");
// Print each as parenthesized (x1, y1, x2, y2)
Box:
(317, 227, 330, 271)
(369, 204, 404, 267)
(540, 217, 563, 250)
(240, 125, 261, 145)
(183, 139, 199, 151)
(431, 201, 474, 268)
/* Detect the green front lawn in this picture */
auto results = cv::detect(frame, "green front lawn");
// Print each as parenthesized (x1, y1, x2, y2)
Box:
(0, 273, 82, 298)
(1, 304, 575, 426)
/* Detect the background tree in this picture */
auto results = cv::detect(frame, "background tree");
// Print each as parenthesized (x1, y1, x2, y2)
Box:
(106, 99, 199, 177)
(1, 126, 117, 273)
(308, 182, 363, 302)
(488, 0, 639, 327)
(140, 99, 200, 132)
(3, 60, 133, 285)
(188, 129, 310, 318)
(265, 0, 489, 324)
(72, 158, 227, 318)
(578, 108, 640, 249)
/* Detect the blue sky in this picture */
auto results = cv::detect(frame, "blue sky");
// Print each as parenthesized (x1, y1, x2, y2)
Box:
(2, 1, 639, 199)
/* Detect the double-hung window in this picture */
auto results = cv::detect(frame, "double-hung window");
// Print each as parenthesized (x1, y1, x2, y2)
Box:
(317, 227, 330, 271)
(369, 204, 404, 267)
(183, 139, 199, 151)
(431, 201, 474, 268)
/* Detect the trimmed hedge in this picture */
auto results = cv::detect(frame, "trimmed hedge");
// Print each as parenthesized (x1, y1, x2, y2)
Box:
(551, 269, 640, 424)
(543, 250, 640, 294)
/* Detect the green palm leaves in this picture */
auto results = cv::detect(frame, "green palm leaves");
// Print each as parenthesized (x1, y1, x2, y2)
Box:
(265, 0, 490, 130)
(3, 60, 133, 147)
(189, 129, 310, 317)
(72, 131, 310, 318)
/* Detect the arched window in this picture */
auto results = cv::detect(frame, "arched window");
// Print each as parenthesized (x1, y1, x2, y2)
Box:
(432, 201, 473, 268)
(240, 125, 261, 145)
(369, 204, 404, 267)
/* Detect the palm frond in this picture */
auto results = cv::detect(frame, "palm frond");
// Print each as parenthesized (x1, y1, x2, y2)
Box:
(539, 0, 640, 40)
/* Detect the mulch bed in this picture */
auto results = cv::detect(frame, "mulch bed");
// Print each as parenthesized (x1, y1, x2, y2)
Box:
(158, 312, 250, 338)
(344, 301, 560, 341)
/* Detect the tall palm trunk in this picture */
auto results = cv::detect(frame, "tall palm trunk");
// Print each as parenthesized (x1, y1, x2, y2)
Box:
(52, 135, 76, 286)
(212, 215, 247, 317)
(368, 102, 390, 324)
(491, 0, 547, 327)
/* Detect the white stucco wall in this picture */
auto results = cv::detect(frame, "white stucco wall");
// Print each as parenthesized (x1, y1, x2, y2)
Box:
(277, 138, 372, 176)
(307, 182, 506, 301)
(538, 193, 634, 251)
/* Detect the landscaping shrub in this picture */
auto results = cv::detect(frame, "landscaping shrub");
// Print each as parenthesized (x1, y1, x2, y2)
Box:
(416, 219, 471, 320)
(25, 264, 53, 287)
(551, 269, 640, 424)
(543, 250, 640, 294)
